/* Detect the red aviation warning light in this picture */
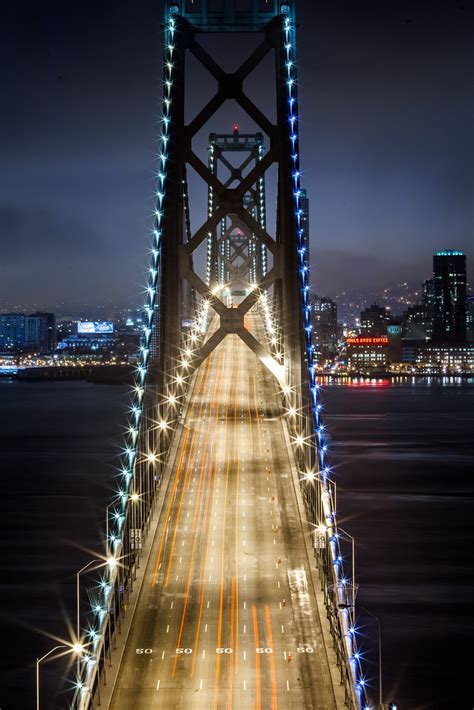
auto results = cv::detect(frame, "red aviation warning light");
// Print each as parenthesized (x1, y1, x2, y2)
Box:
(233, 123, 239, 133)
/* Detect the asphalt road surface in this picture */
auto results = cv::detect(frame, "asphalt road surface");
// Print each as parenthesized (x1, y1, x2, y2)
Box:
(108, 327, 338, 710)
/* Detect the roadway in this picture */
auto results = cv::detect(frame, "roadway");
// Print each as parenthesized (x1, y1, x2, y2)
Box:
(108, 323, 338, 709)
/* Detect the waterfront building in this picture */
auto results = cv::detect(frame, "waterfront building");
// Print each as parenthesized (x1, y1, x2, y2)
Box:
(400, 341, 473, 373)
(346, 335, 388, 372)
(0, 312, 56, 353)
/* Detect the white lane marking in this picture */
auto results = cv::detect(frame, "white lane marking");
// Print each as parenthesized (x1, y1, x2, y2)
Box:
(205, 624, 208, 633)
(243, 601, 246, 610)
(170, 601, 174, 609)
(283, 650, 287, 660)
(209, 574, 212, 581)
(161, 651, 165, 660)
(176, 575, 179, 581)
(243, 574, 247, 582)
(202, 650, 206, 659)
(166, 625, 170, 633)
(243, 624, 246, 634)
(243, 650, 247, 661)
(278, 581, 281, 588)
(200, 678, 203, 690)
(281, 625, 285, 634)
(156, 679, 160, 691)
(207, 601, 210, 609)
(287, 680, 290, 691)
(273, 539, 276, 545)
(179, 556, 182, 563)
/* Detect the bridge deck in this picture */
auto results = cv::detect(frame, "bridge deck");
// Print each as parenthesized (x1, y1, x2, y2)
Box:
(108, 328, 338, 709)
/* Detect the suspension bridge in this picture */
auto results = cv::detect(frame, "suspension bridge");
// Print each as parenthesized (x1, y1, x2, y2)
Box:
(42, 2, 383, 708)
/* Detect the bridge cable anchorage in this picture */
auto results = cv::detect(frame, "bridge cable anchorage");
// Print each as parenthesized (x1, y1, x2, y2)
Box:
(66, 3, 371, 708)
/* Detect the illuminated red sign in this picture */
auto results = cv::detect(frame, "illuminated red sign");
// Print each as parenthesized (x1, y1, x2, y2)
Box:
(346, 337, 388, 345)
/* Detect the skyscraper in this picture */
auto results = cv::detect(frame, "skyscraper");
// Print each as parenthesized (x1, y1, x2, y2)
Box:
(422, 278, 435, 339)
(312, 295, 337, 362)
(299, 188, 309, 268)
(432, 250, 467, 342)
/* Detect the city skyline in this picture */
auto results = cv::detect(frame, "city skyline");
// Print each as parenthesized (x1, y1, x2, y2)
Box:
(1, 0, 473, 310)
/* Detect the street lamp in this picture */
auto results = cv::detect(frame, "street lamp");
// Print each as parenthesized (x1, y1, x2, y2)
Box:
(36, 644, 83, 710)
(338, 603, 383, 709)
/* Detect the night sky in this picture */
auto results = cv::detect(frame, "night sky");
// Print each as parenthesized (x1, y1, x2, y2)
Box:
(1, 0, 472, 313)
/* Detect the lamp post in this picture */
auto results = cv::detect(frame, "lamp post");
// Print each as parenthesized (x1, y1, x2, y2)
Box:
(76, 558, 114, 675)
(36, 644, 83, 710)
(37, 645, 67, 710)
(338, 603, 383, 709)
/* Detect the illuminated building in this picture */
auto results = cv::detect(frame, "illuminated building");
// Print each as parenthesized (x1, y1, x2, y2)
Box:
(360, 303, 390, 336)
(414, 343, 473, 372)
(387, 323, 402, 362)
(31, 311, 56, 351)
(311, 295, 337, 362)
(0, 312, 56, 353)
(346, 336, 388, 372)
(467, 295, 474, 342)
(402, 303, 430, 340)
(432, 250, 467, 342)
(422, 278, 435, 338)
(299, 188, 309, 266)
(57, 321, 115, 353)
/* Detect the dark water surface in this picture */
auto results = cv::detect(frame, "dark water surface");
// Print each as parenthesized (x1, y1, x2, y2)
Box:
(323, 378, 474, 710)
(0, 378, 473, 709)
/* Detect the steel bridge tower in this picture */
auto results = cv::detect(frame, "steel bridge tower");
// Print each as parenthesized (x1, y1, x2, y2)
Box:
(207, 126, 267, 290)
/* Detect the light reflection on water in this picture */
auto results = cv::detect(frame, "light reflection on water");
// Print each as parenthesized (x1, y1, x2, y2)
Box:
(318, 375, 474, 387)
(322, 378, 474, 709)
